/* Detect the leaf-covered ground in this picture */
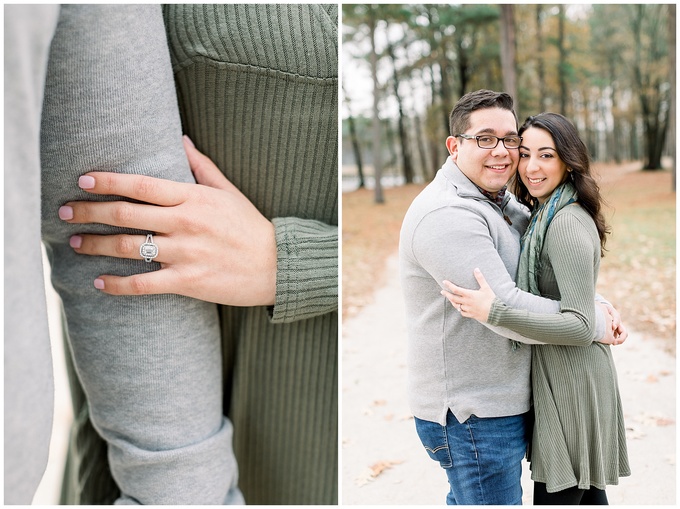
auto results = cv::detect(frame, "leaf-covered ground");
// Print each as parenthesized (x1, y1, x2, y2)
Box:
(342, 162, 675, 354)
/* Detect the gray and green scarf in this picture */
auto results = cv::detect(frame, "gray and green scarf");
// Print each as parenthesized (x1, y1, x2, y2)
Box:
(512, 181, 578, 349)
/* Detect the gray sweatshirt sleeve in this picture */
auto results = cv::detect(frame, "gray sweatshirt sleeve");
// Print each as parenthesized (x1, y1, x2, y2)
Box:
(414, 205, 562, 314)
(4, 5, 60, 504)
(39, 6, 241, 504)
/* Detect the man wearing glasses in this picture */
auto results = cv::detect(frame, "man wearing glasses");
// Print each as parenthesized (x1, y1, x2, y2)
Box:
(399, 89, 616, 505)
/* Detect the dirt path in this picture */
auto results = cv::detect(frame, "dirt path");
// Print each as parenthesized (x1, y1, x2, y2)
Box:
(341, 254, 675, 505)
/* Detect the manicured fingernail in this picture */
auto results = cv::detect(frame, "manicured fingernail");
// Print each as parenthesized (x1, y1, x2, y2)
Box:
(78, 175, 96, 189)
(69, 235, 82, 249)
(58, 206, 73, 220)
(94, 279, 105, 290)
(183, 134, 195, 148)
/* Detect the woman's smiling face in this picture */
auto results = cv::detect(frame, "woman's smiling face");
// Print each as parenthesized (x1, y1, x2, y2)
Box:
(518, 127, 569, 205)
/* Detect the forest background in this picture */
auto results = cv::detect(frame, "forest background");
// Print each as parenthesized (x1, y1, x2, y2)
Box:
(341, 3, 676, 350)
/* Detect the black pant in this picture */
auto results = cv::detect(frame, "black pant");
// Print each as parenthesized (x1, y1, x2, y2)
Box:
(534, 482, 609, 505)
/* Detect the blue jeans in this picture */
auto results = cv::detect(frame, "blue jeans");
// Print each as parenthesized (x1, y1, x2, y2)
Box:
(414, 411, 529, 505)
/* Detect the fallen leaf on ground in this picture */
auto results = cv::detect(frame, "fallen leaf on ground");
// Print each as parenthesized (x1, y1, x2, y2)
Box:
(354, 459, 404, 487)
(633, 412, 675, 427)
(625, 426, 646, 440)
(655, 417, 675, 427)
(370, 459, 403, 476)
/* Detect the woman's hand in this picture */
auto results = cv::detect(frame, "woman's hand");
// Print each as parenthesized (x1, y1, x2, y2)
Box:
(60, 136, 277, 306)
(598, 303, 629, 346)
(441, 268, 496, 322)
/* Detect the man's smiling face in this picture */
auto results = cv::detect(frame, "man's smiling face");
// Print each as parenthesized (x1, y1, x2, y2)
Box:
(447, 107, 519, 197)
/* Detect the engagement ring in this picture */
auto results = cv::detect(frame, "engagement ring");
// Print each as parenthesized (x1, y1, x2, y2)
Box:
(140, 234, 159, 263)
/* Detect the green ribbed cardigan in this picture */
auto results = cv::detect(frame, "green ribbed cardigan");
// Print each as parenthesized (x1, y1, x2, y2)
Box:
(488, 205, 630, 493)
(61, 5, 338, 505)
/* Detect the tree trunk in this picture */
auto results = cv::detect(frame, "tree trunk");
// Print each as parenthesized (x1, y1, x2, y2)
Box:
(632, 6, 665, 170)
(669, 4, 676, 188)
(646, 91, 667, 170)
(406, 76, 430, 182)
(609, 66, 622, 164)
(386, 42, 414, 184)
(455, 40, 469, 99)
(427, 65, 442, 178)
(346, 115, 365, 189)
(536, 5, 546, 112)
(385, 120, 398, 172)
(439, 58, 453, 136)
(342, 83, 365, 189)
(499, 5, 517, 101)
(558, 5, 568, 115)
(368, 11, 384, 203)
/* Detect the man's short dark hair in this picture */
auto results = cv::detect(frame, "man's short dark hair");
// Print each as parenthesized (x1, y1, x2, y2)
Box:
(449, 89, 518, 137)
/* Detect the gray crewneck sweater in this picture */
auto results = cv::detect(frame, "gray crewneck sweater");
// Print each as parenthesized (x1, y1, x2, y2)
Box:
(399, 157, 563, 425)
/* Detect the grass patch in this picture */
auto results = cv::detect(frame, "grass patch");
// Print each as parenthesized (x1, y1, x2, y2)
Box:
(597, 166, 676, 353)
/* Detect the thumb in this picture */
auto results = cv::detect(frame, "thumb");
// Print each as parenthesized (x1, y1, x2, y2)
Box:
(473, 268, 489, 290)
(183, 135, 235, 192)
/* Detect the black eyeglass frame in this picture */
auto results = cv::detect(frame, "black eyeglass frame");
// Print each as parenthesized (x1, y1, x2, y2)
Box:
(456, 133, 522, 149)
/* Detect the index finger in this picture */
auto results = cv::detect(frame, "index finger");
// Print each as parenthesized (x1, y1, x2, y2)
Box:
(78, 172, 189, 206)
(442, 280, 468, 296)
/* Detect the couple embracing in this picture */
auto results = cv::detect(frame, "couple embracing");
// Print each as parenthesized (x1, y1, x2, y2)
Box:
(399, 89, 631, 505)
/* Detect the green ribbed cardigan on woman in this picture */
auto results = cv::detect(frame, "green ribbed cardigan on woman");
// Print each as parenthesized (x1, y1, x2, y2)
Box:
(61, 5, 338, 505)
(487, 205, 630, 493)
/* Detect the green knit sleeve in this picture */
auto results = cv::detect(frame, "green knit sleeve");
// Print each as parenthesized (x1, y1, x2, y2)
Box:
(271, 217, 338, 323)
(487, 208, 600, 345)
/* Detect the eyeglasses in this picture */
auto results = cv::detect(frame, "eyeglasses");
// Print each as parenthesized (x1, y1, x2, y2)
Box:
(456, 133, 522, 149)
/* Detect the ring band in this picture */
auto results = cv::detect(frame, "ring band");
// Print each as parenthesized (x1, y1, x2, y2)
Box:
(140, 234, 159, 263)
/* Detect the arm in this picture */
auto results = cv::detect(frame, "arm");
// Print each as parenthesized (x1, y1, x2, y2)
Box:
(58, 2, 340, 323)
(4, 5, 60, 504)
(59, 142, 338, 322)
(271, 217, 338, 322)
(487, 213, 598, 345)
(414, 204, 560, 319)
(480, 298, 610, 345)
(444, 211, 614, 346)
(40, 5, 240, 504)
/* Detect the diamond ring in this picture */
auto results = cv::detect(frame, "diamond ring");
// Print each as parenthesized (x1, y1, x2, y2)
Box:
(140, 233, 159, 263)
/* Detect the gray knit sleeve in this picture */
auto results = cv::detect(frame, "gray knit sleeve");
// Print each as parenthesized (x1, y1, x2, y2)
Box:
(39, 6, 240, 504)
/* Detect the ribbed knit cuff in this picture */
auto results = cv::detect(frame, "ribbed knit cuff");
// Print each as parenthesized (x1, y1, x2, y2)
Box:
(487, 297, 506, 326)
(271, 217, 338, 323)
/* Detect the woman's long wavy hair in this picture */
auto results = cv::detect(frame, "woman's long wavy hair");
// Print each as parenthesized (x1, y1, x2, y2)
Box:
(513, 113, 610, 255)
